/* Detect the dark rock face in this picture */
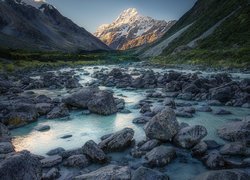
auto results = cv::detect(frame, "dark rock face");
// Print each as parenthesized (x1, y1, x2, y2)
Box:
(46, 147, 65, 156)
(194, 169, 250, 180)
(139, 139, 160, 151)
(0, 152, 42, 180)
(82, 140, 107, 163)
(145, 108, 179, 141)
(42, 167, 60, 180)
(40, 155, 62, 168)
(217, 119, 250, 142)
(191, 141, 208, 157)
(63, 154, 90, 168)
(132, 166, 169, 180)
(0, 123, 11, 142)
(220, 142, 248, 156)
(99, 128, 134, 152)
(145, 146, 176, 167)
(47, 104, 69, 119)
(0, 142, 15, 154)
(202, 150, 226, 170)
(174, 125, 207, 149)
(63, 87, 117, 115)
(87, 91, 118, 115)
(75, 165, 131, 180)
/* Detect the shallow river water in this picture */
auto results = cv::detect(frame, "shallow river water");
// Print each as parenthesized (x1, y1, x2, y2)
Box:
(10, 65, 250, 180)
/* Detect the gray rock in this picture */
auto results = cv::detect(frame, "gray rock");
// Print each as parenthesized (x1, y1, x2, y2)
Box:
(196, 105, 212, 112)
(211, 86, 234, 103)
(60, 148, 83, 159)
(163, 98, 176, 109)
(46, 147, 65, 156)
(60, 134, 72, 139)
(175, 111, 193, 118)
(220, 142, 248, 156)
(132, 166, 169, 180)
(194, 169, 250, 180)
(0, 152, 42, 180)
(174, 125, 207, 149)
(140, 104, 151, 114)
(82, 140, 107, 163)
(63, 154, 90, 168)
(41, 155, 62, 168)
(35, 125, 50, 132)
(35, 103, 53, 116)
(145, 108, 179, 141)
(139, 139, 160, 151)
(0, 123, 10, 142)
(0, 142, 14, 154)
(132, 116, 150, 124)
(217, 119, 250, 142)
(202, 150, 226, 170)
(75, 165, 131, 180)
(145, 146, 176, 167)
(47, 104, 69, 119)
(99, 128, 134, 152)
(42, 167, 60, 180)
(191, 141, 208, 157)
(87, 91, 118, 115)
(208, 100, 223, 106)
(214, 109, 232, 115)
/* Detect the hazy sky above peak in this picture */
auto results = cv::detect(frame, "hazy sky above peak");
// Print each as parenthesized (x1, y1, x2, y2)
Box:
(46, 0, 197, 33)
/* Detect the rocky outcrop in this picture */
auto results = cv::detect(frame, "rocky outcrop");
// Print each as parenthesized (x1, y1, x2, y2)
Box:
(99, 128, 134, 152)
(174, 125, 207, 149)
(0, 152, 42, 180)
(63, 154, 90, 168)
(145, 108, 179, 141)
(47, 104, 69, 119)
(40, 155, 62, 168)
(75, 165, 131, 180)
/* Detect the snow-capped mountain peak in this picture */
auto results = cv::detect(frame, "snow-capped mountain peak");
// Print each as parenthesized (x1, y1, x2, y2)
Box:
(95, 8, 176, 50)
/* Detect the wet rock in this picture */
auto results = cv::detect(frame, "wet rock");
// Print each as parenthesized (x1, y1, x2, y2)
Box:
(139, 139, 160, 151)
(145, 108, 179, 141)
(0, 152, 42, 180)
(214, 109, 232, 115)
(208, 100, 223, 106)
(132, 116, 150, 124)
(65, 77, 82, 89)
(75, 165, 131, 180)
(130, 148, 146, 158)
(140, 104, 151, 114)
(0, 123, 10, 142)
(174, 125, 207, 149)
(132, 166, 169, 180)
(35, 103, 53, 116)
(202, 150, 226, 170)
(46, 147, 65, 156)
(82, 140, 107, 163)
(60, 148, 83, 159)
(0, 142, 14, 154)
(196, 105, 212, 112)
(211, 85, 234, 103)
(163, 98, 176, 109)
(47, 104, 69, 119)
(119, 109, 131, 114)
(41, 155, 62, 168)
(63, 154, 90, 168)
(145, 146, 176, 167)
(220, 142, 248, 156)
(204, 140, 222, 150)
(115, 98, 125, 110)
(175, 111, 193, 118)
(60, 134, 72, 139)
(99, 128, 134, 152)
(191, 141, 208, 157)
(194, 169, 250, 180)
(217, 119, 250, 142)
(87, 91, 118, 115)
(35, 125, 50, 132)
(42, 167, 60, 180)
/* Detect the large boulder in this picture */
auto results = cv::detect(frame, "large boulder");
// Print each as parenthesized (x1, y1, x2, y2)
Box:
(47, 104, 69, 119)
(99, 128, 134, 152)
(217, 119, 250, 142)
(63, 154, 90, 168)
(0, 142, 14, 154)
(63, 87, 98, 108)
(145, 146, 176, 167)
(82, 140, 107, 163)
(194, 169, 250, 180)
(132, 166, 169, 180)
(173, 125, 207, 149)
(145, 108, 179, 141)
(220, 142, 248, 156)
(0, 152, 42, 180)
(210, 85, 234, 103)
(75, 165, 131, 180)
(87, 91, 118, 115)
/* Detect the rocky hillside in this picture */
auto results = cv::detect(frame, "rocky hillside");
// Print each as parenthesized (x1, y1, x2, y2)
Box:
(0, 0, 110, 52)
(139, 0, 250, 67)
(95, 8, 175, 50)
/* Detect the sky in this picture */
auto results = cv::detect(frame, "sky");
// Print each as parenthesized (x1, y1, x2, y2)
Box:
(46, 0, 197, 33)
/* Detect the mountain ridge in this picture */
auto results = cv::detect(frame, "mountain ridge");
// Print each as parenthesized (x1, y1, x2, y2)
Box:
(95, 8, 176, 50)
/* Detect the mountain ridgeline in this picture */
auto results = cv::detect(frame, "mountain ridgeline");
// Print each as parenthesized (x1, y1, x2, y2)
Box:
(139, 0, 250, 67)
(0, 0, 110, 52)
(95, 8, 175, 50)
